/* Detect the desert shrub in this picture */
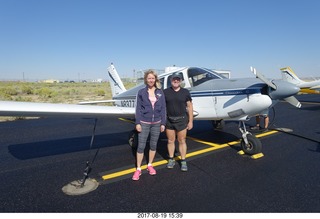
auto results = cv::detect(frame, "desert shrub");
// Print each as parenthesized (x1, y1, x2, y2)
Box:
(0, 81, 136, 103)
(0, 93, 13, 100)
(36, 87, 54, 98)
(62, 90, 71, 95)
(3, 87, 18, 95)
(97, 89, 105, 96)
(21, 85, 33, 94)
(70, 88, 78, 94)
(14, 96, 33, 102)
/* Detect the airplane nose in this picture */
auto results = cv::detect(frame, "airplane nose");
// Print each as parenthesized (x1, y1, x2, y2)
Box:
(268, 80, 300, 100)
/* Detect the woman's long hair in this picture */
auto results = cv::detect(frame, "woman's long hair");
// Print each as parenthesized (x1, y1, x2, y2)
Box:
(144, 69, 161, 89)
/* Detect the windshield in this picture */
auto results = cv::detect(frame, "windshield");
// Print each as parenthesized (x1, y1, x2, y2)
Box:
(187, 67, 225, 87)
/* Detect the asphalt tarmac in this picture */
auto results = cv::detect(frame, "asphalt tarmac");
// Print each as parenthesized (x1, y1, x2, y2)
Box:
(0, 94, 319, 213)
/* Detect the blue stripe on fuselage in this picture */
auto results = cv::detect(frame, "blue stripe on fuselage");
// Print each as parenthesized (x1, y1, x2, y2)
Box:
(190, 88, 261, 97)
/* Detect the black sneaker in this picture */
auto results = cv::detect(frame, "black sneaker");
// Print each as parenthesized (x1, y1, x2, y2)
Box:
(250, 126, 261, 130)
(260, 128, 268, 132)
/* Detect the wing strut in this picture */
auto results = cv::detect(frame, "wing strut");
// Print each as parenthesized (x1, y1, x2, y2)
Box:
(80, 118, 99, 187)
(62, 118, 100, 195)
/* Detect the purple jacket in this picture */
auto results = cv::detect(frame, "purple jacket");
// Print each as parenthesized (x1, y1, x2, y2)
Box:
(135, 86, 166, 126)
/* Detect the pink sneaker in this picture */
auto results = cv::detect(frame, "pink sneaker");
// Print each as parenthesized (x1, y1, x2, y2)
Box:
(147, 165, 156, 175)
(132, 169, 141, 181)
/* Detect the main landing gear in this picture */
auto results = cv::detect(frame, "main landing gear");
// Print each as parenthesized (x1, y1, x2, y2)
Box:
(128, 129, 138, 148)
(238, 121, 262, 155)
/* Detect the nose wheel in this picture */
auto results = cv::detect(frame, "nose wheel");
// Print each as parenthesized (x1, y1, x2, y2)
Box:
(239, 121, 262, 155)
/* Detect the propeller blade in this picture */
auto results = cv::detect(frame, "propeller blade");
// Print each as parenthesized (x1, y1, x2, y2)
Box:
(283, 96, 302, 108)
(250, 66, 277, 89)
(251, 67, 301, 108)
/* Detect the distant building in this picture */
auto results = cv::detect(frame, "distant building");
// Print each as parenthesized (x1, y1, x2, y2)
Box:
(42, 79, 60, 83)
(91, 79, 103, 83)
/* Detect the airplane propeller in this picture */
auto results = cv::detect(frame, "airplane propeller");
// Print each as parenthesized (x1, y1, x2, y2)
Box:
(250, 67, 301, 108)
(283, 96, 302, 108)
(251, 66, 276, 89)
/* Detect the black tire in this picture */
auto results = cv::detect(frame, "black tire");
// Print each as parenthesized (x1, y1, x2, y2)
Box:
(212, 120, 224, 129)
(240, 134, 262, 155)
(128, 130, 138, 148)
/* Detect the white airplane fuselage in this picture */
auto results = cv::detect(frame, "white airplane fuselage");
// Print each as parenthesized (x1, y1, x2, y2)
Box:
(111, 67, 281, 122)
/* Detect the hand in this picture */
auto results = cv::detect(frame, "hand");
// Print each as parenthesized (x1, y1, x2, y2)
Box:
(136, 124, 142, 132)
(160, 125, 165, 132)
(187, 121, 193, 130)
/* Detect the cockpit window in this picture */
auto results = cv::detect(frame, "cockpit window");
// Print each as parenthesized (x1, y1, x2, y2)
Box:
(187, 67, 224, 87)
(203, 68, 228, 79)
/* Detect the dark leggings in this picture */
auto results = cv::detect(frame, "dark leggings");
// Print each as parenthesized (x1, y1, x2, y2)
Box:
(137, 123, 161, 154)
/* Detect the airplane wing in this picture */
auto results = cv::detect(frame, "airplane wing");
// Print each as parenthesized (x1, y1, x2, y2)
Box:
(0, 101, 135, 118)
(78, 100, 116, 105)
(309, 85, 320, 90)
(300, 86, 320, 94)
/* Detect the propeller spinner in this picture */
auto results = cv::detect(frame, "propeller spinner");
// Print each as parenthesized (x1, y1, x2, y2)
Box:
(250, 67, 301, 108)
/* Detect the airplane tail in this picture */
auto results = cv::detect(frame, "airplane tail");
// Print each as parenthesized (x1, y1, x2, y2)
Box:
(107, 63, 127, 97)
(280, 66, 320, 91)
(280, 66, 303, 85)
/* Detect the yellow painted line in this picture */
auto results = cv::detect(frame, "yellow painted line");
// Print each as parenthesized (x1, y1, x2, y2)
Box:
(102, 167, 136, 180)
(118, 118, 135, 123)
(251, 153, 264, 159)
(101, 129, 278, 181)
(187, 137, 223, 147)
(237, 150, 264, 159)
(102, 160, 168, 180)
(255, 130, 278, 137)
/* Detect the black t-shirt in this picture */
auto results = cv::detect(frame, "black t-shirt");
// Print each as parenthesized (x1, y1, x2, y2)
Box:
(164, 87, 192, 117)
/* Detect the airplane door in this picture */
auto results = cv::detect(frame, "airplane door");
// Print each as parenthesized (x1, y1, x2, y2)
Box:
(213, 82, 233, 119)
(189, 78, 217, 120)
(211, 82, 219, 119)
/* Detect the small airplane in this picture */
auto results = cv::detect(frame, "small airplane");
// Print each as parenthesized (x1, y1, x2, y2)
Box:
(0, 63, 301, 156)
(280, 66, 320, 94)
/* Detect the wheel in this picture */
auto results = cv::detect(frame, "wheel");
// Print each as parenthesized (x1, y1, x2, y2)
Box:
(240, 134, 262, 155)
(128, 130, 138, 148)
(212, 120, 224, 129)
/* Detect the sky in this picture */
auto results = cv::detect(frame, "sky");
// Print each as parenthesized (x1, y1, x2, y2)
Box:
(0, 0, 320, 81)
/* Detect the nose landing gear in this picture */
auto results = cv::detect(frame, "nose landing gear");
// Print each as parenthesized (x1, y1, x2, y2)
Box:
(239, 121, 262, 155)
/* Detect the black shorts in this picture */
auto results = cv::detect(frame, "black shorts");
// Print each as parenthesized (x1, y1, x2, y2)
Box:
(166, 116, 188, 132)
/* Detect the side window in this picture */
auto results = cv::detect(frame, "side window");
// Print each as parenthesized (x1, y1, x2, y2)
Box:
(159, 78, 164, 89)
(167, 77, 172, 88)
(188, 77, 193, 87)
(179, 73, 185, 88)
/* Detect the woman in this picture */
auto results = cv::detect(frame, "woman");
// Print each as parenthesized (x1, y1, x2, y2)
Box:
(132, 70, 166, 181)
(164, 72, 193, 172)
